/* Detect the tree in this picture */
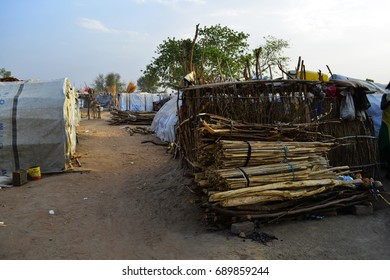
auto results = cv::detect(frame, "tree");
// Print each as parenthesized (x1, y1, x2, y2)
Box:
(143, 37, 201, 89)
(105, 72, 124, 107)
(198, 24, 249, 82)
(142, 25, 289, 88)
(251, 36, 290, 79)
(92, 72, 125, 108)
(93, 74, 105, 92)
(143, 25, 248, 88)
(0, 68, 12, 78)
(137, 74, 159, 93)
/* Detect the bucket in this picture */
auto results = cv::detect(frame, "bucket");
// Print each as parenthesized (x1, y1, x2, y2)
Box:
(27, 166, 41, 180)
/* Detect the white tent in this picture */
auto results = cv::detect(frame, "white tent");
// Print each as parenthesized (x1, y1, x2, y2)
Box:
(0, 78, 79, 175)
(119, 92, 162, 112)
(150, 95, 181, 142)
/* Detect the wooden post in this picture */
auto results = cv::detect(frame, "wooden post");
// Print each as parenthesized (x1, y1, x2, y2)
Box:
(295, 56, 301, 78)
(189, 23, 200, 74)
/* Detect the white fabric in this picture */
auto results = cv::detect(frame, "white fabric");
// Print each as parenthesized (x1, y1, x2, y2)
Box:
(0, 78, 79, 175)
(118, 93, 163, 112)
(150, 96, 181, 142)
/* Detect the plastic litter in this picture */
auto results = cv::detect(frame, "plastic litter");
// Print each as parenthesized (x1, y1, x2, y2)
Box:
(337, 175, 353, 181)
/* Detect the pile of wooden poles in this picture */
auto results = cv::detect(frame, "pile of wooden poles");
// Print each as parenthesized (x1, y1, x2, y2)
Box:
(109, 109, 156, 125)
(203, 141, 348, 191)
(193, 114, 334, 170)
(188, 114, 371, 223)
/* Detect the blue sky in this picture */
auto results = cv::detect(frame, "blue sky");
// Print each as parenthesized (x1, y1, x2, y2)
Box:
(1, 0, 390, 88)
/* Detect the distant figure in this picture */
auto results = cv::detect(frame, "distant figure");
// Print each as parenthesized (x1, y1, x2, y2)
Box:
(87, 88, 95, 120)
(379, 82, 390, 178)
(91, 101, 98, 119)
(108, 94, 114, 111)
(153, 97, 170, 111)
(96, 104, 102, 119)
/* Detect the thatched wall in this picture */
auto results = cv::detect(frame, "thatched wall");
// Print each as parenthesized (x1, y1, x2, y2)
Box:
(177, 79, 380, 178)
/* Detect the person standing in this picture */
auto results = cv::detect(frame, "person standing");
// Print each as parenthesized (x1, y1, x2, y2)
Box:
(379, 82, 390, 178)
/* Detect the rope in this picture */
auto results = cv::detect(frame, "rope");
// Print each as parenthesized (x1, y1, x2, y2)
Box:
(237, 167, 250, 188)
(243, 141, 252, 167)
(283, 146, 289, 162)
(288, 163, 295, 181)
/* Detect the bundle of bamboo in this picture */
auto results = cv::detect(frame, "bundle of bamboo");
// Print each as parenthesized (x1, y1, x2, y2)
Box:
(206, 190, 369, 221)
(192, 114, 335, 170)
(109, 109, 156, 125)
(188, 114, 370, 223)
(209, 178, 360, 207)
(214, 140, 333, 168)
(206, 161, 349, 191)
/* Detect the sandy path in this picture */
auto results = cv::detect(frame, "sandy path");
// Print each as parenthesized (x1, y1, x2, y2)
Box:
(1, 111, 389, 260)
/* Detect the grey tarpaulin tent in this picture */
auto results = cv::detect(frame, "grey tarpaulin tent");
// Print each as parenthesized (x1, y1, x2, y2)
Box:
(0, 78, 79, 175)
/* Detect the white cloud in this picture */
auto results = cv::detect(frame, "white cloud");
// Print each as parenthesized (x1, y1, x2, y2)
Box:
(77, 18, 113, 33)
(76, 17, 140, 38)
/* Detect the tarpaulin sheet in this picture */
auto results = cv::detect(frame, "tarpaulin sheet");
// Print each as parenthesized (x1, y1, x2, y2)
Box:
(0, 78, 79, 175)
(119, 93, 162, 112)
(150, 96, 181, 142)
(367, 93, 384, 138)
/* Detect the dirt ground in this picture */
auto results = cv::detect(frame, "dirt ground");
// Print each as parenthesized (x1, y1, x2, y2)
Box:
(0, 111, 389, 260)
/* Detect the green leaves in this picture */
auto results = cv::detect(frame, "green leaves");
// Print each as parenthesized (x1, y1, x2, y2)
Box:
(137, 74, 159, 93)
(142, 25, 290, 89)
(93, 72, 125, 94)
(199, 24, 250, 81)
(0, 68, 12, 78)
(254, 36, 290, 77)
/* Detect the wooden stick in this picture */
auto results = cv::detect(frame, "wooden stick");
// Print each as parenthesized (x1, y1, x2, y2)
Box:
(209, 179, 360, 202)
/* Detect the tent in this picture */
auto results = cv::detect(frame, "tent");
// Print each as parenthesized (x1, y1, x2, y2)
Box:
(0, 78, 79, 176)
(330, 74, 387, 93)
(150, 95, 181, 142)
(119, 92, 162, 112)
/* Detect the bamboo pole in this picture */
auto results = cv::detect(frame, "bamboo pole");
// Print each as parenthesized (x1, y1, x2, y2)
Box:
(209, 178, 360, 202)
(220, 186, 328, 207)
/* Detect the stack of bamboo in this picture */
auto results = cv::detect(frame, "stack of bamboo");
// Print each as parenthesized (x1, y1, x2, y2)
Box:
(193, 114, 335, 170)
(109, 109, 156, 125)
(190, 115, 370, 222)
(208, 178, 360, 208)
(214, 140, 333, 168)
(207, 160, 350, 191)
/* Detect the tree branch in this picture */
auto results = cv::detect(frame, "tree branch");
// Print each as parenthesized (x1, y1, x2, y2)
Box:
(189, 23, 200, 73)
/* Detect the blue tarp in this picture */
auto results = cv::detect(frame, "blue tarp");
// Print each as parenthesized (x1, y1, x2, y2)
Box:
(367, 93, 383, 138)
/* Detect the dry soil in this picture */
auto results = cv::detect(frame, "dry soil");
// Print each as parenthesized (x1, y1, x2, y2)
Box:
(0, 111, 389, 260)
